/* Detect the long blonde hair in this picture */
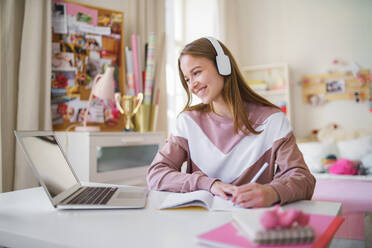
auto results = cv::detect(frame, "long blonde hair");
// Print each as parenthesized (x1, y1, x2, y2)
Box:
(178, 38, 279, 135)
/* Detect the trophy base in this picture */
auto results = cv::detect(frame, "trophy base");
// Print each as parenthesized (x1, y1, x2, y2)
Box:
(75, 125, 100, 132)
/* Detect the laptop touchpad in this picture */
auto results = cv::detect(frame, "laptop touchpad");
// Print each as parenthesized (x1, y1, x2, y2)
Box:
(117, 192, 145, 199)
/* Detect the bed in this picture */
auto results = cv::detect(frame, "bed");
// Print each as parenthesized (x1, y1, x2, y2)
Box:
(297, 132, 372, 240)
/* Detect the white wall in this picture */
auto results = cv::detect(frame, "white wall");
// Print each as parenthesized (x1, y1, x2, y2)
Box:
(234, 0, 372, 138)
(184, 0, 221, 42)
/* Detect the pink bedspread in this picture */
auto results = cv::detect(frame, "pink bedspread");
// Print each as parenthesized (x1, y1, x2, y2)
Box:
(312, 178, 372, 240)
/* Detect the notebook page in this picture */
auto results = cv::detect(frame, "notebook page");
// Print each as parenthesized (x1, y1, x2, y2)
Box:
(211, 196, 241, 211)
(159, 190, 214, 210)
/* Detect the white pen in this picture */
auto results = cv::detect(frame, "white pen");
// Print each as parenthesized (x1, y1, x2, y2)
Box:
(250, 162, 269, 183)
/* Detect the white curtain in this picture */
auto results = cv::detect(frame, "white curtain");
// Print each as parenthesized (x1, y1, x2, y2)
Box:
(0, 0, 26, 192)
(13, 0, 52, 190)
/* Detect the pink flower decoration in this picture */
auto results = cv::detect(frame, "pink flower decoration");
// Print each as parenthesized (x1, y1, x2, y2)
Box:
(260, 206, 310, 230)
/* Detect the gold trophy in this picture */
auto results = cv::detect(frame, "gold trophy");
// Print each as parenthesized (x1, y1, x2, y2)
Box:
(115, 93, 143, 131)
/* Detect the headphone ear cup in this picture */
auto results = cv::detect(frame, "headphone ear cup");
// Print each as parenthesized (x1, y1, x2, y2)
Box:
(216, 54, 231, 76)
(203, 37, 231, 76)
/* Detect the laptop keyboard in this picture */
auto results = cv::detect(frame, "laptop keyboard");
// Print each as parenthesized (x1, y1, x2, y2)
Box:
(67, 187, 118, 205)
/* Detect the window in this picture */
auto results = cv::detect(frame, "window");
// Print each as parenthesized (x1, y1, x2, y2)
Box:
(165, 0, 222, 134)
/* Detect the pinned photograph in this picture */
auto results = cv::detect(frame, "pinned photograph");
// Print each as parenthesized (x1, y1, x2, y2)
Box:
(85, 35, 102, 50)
(52, 42, 61, 53)
(103, 100, 120, 127)
(325, 78, 345, 93)
(110, 13, 123, 34)
(98, 13, 112, 26)
(52, 70, 79, 98)
(52, 103, 63, 124)
(87, 53, 101, 87)
(67, 2, 98, 25)
(74, 51, 88, 86)
(52, 2, 67, 34)
(75, 72, 87, 87)
(52, 70, 75, 88)
(67, 99, 104, 123)
(63, 32, 86, 47)
(76, 12, 93, 24)
(52, 52, 74, 70)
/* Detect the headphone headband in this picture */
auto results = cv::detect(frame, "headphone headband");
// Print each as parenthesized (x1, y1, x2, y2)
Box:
(203, 37, 231, 76)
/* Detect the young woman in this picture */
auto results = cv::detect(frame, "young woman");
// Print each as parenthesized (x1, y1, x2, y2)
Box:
(147, 37, 315, 208)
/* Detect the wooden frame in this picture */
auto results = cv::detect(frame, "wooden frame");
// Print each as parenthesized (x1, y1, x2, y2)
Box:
(302, 70, 371, 104)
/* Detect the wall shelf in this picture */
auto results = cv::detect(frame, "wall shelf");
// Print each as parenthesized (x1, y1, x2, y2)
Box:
(241, 63, 292, 125)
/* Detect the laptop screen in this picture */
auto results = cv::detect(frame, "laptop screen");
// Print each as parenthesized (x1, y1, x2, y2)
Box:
(21, 135, 78, 197)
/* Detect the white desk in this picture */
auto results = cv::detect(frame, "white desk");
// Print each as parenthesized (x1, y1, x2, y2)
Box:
(0, 187, 341, 248)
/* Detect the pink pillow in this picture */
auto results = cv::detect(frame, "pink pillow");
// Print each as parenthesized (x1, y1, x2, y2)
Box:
(329, 158, 357, 175)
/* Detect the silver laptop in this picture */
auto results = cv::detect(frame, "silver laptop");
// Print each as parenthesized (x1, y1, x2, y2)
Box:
(14, 131, 148, 209)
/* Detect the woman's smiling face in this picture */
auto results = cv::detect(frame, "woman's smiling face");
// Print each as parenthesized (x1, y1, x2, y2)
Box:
(180, 54, 225, 105)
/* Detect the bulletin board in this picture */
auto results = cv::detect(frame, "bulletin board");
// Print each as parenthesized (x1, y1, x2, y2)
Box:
(302, 70, 371, 105)
(51, 0, 126, 131)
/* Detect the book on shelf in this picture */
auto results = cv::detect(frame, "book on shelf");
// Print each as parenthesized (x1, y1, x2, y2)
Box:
(136, 35, 143, 93)
(197, 211, 344, 248)
(152, 32, 165, 105)
(247, 80, 268, 91)
(124, 46, 135, 96)
(131, 34, 140, 95)
(124, 33, 161, 132)
(144, 32, 156, 104)
(159, 190, 241, 211)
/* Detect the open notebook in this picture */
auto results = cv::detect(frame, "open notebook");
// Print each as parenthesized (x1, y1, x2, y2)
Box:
(159, 190, 241, 211)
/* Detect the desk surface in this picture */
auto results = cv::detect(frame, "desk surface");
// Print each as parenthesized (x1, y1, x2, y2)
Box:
(0, 187, 341, 248)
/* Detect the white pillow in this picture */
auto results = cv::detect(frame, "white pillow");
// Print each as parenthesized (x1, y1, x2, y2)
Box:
(297, 142, 339, 173)
(337, 135, 372, 161)
(361, 153, 372, 170)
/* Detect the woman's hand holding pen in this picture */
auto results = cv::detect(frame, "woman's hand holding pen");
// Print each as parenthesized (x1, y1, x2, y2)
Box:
(211, 181, 279, 207)
(232, 183, 279, 208)
(227, 161, 279, 208)
(211, 180, 279, 207)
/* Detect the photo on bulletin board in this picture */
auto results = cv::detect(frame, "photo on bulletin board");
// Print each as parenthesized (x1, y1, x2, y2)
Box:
(51, 0, 125, 131)
(52, 70, 79, 98)
(52, 52, 74, 70)
(52, 2, 68, 34)
(302, 69, 371, 105)
(326, 78, 345, 94)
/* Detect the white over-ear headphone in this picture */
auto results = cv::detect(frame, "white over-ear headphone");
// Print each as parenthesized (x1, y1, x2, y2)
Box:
(203, 37, 231, 76)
